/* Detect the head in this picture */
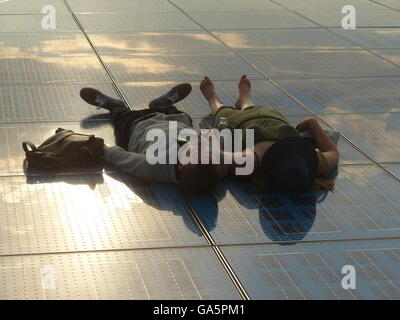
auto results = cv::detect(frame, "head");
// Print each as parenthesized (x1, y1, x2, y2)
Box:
(176, 136, 220, 194)
(178, 163, 219, 194)
(260, 137, 318, 193)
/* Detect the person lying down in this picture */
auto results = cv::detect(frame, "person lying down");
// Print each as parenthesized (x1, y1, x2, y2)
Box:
(79, 77, 339, 194)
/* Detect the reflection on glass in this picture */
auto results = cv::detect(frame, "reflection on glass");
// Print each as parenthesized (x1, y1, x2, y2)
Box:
(89, 32, 220, 53)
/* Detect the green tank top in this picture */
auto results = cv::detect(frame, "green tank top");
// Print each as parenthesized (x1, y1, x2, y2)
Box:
(220, 106, 301, 148)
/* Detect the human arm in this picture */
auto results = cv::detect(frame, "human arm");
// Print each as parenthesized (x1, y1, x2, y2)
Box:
(296, 118, 340, 175)
(104, 146, 178, 183)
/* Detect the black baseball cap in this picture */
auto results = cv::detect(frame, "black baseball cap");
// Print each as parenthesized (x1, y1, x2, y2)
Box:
(260, 137, 318, 193)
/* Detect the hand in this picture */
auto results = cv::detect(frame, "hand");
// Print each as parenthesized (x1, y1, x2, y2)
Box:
(296, 118, 318, 132)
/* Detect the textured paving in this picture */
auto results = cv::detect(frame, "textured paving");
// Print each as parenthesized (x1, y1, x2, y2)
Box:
(0, 0, 399, 300)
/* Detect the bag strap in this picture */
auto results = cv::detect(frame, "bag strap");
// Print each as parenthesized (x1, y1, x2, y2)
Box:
(22, 141, 38, 153)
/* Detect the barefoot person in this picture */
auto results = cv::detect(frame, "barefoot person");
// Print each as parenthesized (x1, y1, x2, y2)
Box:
(80, 84, 219, 194)
(200, 75, 340, 193)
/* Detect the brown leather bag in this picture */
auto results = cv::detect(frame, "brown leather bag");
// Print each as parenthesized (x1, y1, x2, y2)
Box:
(22, 128, 104, 170)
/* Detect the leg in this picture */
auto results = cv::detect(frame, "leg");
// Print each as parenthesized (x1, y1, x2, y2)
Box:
(148, 83, 192, 108)
(200, 77, 225, 115)
(80, 87, 127, 111)
(110, 104, 183, 148)
(235, 75, 253, 110)
(79, 87, 189, 147)
(109, 105, 147, 149)
(110, 104, 152, 128)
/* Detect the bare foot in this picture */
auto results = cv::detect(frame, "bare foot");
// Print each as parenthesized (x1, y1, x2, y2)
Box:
(200, 76, 224, 113)
(235, 75, 253, 109)
(200, 76, 217, 100)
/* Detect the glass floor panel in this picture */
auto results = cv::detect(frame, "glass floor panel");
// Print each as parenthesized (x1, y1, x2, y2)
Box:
(1, 0, 400, 300)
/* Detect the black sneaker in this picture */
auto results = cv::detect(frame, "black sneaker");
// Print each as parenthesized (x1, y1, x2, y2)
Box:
(148, 83, 192, 109)
(80, 88, 126, 110)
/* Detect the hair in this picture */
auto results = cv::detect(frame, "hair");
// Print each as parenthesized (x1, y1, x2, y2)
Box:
(178, 163, 219, 194)
(311, 177, 335, 191)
